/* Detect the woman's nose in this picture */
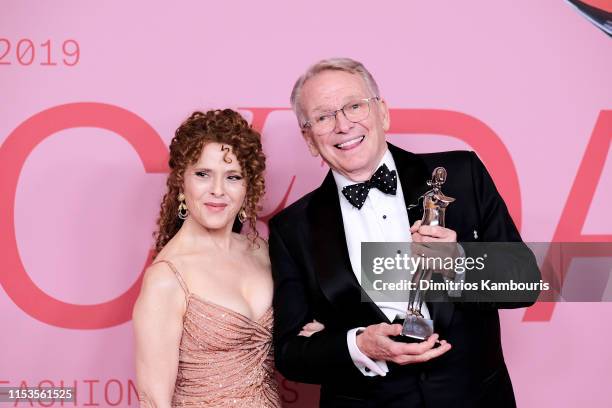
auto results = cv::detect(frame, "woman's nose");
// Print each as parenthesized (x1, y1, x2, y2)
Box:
(211, 175, 225, 196)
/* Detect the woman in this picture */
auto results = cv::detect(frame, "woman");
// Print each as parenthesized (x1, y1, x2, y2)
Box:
(133, 109, 280, 407)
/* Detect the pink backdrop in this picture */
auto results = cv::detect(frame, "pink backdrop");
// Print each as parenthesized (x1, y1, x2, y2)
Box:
(1, 1, 611, 406)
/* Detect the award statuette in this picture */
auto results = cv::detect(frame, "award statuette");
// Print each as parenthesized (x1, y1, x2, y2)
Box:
(401, 167, 455, 340)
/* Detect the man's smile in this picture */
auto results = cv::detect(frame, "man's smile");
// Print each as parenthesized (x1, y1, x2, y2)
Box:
(334, 135, 365, 150)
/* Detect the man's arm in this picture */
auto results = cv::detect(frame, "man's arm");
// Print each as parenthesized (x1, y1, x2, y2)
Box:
(268, 218, 357, 384)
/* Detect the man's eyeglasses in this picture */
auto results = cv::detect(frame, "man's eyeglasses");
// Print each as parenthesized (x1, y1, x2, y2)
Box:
(302, 96, 380, 135)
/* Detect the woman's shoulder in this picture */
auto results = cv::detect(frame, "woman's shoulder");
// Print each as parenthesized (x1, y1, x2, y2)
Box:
(140, 257, 187, 298)
(132, 258, 188, 323)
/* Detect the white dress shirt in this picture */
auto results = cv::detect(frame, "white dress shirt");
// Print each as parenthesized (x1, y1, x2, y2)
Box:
(332, 149, 463, 377)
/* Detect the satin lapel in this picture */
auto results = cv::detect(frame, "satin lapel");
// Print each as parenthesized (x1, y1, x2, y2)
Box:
(308, 171, 388, 326)
(388, 143, 455, 334)
(388, 144, 429, 222)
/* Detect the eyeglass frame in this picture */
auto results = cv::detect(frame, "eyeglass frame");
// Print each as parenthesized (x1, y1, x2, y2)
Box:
(301, 96, 381, 134)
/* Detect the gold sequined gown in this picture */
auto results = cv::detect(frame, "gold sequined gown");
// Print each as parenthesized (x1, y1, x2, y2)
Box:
(155, 260, 281, 408)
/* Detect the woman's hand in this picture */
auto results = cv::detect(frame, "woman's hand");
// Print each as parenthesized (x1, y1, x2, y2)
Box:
(298, 319, 325, 337)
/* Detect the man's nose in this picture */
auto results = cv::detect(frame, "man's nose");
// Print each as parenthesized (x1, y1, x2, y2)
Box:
(334, 110, 354, 133)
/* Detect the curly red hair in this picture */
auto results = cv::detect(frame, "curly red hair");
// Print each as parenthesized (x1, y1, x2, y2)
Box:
(153, 109, 266, 255)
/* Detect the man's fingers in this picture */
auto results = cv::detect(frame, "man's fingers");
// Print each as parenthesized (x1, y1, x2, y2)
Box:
(358, 325, 452, 363)
(410, 220, 422, 233)
(376, 323, 403, 337)
(418, 225, 445, 238)
(393, 334, 440, 355)
(416, 224, 435, 236)
(393, 338, 452, 364)
(407, 341, 452, 364)
(417, 225, 457, 242)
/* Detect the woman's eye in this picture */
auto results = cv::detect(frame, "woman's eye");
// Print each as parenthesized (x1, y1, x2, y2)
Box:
(195, 171, 208, 177)
(228, 175, 243, 181)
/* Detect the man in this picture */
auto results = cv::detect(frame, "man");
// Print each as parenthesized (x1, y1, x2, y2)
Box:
(268, 58, 540, 407)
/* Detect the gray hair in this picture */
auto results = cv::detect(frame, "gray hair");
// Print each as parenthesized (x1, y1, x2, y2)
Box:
(290, 57, 381, 126)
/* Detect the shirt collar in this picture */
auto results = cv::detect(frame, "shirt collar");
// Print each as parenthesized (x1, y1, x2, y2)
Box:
(332, 148, 396, 191)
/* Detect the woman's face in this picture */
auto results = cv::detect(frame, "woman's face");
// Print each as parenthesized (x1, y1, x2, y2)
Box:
(182, 142, 246, 231)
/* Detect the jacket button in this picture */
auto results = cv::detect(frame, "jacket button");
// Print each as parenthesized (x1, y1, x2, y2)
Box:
(364, 367, 370, 373)
(419, 371, 427, 381)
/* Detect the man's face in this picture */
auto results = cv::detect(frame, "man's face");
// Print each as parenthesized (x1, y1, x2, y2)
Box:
(298, 70, 390, 181)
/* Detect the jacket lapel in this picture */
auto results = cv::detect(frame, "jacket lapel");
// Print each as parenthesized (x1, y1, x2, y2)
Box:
(388, 143, 430, 221)
(308, 171, 388, 327)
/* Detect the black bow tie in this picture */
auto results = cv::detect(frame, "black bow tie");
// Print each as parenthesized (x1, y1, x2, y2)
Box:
(341, 164, 398, 209)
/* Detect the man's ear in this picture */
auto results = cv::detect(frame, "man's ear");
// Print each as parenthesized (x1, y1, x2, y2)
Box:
(379, 98, 391, 131)
(302, 131, 320, 157)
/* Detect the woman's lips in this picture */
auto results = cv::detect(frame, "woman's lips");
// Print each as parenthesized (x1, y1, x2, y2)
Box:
(204, 202, 227, 212)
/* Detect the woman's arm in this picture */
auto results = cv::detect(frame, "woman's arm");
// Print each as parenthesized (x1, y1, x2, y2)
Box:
(132, 263, 186, 408)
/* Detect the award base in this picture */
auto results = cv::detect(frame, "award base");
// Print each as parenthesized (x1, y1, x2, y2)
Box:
(400, 315, 434, 341)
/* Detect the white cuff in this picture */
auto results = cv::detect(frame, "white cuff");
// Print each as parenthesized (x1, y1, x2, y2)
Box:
(346, 328, 389, 377)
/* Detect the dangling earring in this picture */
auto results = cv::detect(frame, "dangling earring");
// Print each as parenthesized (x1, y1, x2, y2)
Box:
(238, 207, 247, 223)
(177, 192, 188, 220)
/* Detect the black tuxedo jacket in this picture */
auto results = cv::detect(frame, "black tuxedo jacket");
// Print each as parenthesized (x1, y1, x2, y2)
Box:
(269, 144, 540, 408)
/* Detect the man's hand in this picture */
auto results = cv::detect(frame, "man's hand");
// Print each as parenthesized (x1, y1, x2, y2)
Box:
(355, 323, 451, 365)
(411, 220, 458, 243)
(411, 220, 461, 279)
